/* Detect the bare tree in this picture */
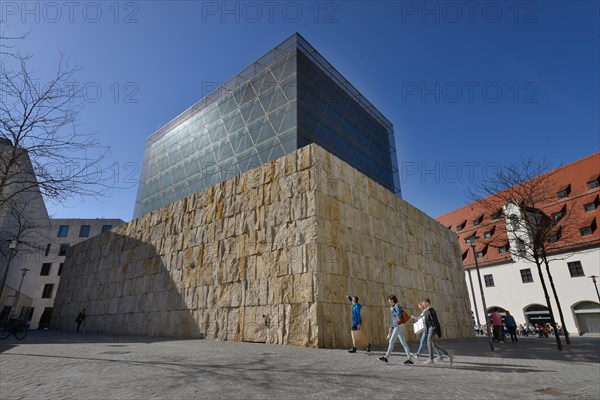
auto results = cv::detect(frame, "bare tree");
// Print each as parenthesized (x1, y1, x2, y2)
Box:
(469, 159, 578, 350)
(0, 32, 110, 213)
(0, 200, 49, 304)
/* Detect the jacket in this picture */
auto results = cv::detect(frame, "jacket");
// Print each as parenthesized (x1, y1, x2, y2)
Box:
(423, 307, 442, 338)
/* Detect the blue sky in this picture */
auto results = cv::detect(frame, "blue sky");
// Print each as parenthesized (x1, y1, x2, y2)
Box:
(2, 0, 598, 222)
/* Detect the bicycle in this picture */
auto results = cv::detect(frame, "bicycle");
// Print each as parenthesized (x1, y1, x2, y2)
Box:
(0, 317, 29, 340)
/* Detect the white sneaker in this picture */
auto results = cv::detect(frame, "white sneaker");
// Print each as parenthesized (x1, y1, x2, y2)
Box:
(423, 359, 435, 366)
(434, 355, 444, 361)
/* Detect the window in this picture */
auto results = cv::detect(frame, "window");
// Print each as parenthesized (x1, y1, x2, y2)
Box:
(568, 261, 585, 277)
(464, 235, 477, 245)
(520, 268, 534, 283)
(57, 225, 69, 237)
(58, 263, 64, 276)
(79, 225, 91, 237)
(484, 227, 495, 239)
(552, 205, 566, 222)
(40, 263, 52, 276)
(557, 184, 571, 199)
(59, 244, 70, 256)
(473, 215, 483, 226)
(547, 229, 562, 244)
(498, 244, 508, 254)
(588, 178, 599, 189)
(484, 274, 494, 287)
(476, 250, 484, 258)
(456, 221, 466, 232)
(42, 284, 54, 298)
(580, 219, 597, 236)
(44, 244, 51, 256)
(491, 210, 502, 220)
(19, 306, 35, 321)
(584, 196, 599, 212)
(101, 225, 113, 233)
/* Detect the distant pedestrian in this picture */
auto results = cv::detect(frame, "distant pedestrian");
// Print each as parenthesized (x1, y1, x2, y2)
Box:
(491, 310, 504, 343)
(421, 298, 454, 366)
(543, 323, 551, 338)
(505, 311, 518, 343)
(347, 295, 371, 353)
(75, 309, 86, 332)
(377, 295, 414, 365)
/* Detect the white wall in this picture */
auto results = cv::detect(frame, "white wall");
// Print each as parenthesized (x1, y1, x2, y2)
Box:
(465, 247, 600, 335)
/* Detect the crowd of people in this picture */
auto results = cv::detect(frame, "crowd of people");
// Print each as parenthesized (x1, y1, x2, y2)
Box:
(473, 310, 562, 342)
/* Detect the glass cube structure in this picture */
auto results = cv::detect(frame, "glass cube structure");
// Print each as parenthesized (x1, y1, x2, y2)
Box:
(133, 33, 400, 218)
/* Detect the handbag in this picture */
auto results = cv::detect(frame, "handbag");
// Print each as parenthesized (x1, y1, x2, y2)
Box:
(396, 309, 410, 324)
(413, 316, 425, 335)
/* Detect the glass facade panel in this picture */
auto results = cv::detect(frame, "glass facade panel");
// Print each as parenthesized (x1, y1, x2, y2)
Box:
(134, 33, 400, 218)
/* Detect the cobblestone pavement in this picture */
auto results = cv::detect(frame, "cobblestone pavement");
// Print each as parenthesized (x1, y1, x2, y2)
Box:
(1, 330, 598, 399)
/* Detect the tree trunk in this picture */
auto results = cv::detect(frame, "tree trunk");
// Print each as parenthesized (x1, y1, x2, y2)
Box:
(533, 255, 562, 350)
(542, 252, 570, 344)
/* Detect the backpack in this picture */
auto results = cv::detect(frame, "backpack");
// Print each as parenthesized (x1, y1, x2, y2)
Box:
(396, 308, 410, 325)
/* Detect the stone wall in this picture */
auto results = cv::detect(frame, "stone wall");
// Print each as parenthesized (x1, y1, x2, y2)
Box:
(52, 144, 472, 347)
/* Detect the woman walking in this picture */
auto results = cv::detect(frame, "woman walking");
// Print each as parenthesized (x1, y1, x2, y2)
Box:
(377, 295, 414, 365)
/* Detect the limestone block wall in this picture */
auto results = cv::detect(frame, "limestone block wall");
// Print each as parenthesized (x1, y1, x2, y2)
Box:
(52, 144, 472, 347)
(310, 148, 472, 347)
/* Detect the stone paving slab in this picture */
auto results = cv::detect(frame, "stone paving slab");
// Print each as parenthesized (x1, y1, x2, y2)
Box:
(1, 330, 598, 399)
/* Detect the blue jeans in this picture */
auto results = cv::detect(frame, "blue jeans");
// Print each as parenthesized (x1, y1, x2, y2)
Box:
(385, 325, 412, 358)
(417, 329, 441, 356)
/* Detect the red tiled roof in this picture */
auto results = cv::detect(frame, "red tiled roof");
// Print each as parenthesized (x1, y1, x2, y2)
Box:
(436, 152, 600, 268)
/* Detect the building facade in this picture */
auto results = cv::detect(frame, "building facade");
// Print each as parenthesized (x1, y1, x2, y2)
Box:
(0, 138, 124, 329)
(134, 33, 400, 218)
(436, 152, 600, 335)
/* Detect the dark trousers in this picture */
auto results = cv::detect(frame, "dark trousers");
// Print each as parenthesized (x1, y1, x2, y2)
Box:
(493, 325, 504, 342)
(508, 326, 518, 342)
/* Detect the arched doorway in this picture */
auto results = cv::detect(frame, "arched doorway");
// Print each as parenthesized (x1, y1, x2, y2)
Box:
(524, 304, 551, 326)
(572, 301, 600, 335)
(487, 306, 507, 316)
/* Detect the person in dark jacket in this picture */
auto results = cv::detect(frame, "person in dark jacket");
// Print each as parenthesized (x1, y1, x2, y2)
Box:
(75, 309, 86, 332)
(348, 295, 371, 353)
(422, 298, 454, 366)
(504, 311, 518, 343)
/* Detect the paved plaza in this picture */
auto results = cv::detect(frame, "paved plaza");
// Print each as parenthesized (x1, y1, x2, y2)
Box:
(1, 330, 599, 399)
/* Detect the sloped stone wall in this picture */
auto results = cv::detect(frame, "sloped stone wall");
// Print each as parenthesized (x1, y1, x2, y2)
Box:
(52, 144, 472, 347)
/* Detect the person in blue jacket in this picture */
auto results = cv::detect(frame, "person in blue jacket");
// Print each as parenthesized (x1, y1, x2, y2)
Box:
(348, 295, 371, 353)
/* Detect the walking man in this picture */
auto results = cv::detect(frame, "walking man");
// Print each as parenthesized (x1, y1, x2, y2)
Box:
(491, 309, 504, 343)
(422, 298, 454, 366)
(347, 295, 371, 353)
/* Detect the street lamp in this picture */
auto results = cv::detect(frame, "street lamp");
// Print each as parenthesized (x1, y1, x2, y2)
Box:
(469, 236, 495, 351)
(589, 275, 600, 302)
(12, 268, 30, 318)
